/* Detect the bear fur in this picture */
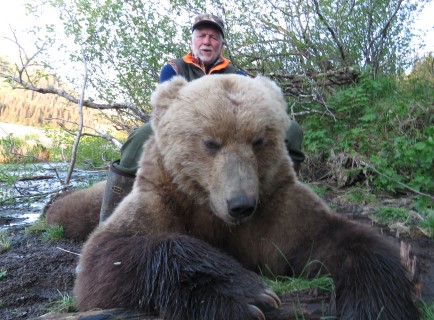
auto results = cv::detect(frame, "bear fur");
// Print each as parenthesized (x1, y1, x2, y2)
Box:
(52, 75, 418, 319)
(46, 180, 105, 240)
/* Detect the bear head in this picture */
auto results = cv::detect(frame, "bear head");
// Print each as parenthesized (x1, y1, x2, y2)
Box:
(150, 75, 293, 225)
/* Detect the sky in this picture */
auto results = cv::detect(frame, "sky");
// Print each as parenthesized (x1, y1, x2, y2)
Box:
(0, 0, 433, 67)
(0, 0, 68, 62)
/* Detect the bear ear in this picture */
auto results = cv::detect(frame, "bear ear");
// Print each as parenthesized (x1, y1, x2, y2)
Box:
(253, 76, 287, 111)
(151, 76, 188, 129)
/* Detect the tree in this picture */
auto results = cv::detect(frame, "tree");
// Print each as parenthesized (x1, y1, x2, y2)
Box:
(409, 53, 434, 82)
(0, 0, 428, 129)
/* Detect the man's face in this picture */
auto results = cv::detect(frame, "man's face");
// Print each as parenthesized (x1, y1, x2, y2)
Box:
(190, 27, 224, 66)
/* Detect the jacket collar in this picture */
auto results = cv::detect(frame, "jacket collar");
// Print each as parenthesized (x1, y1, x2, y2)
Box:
(182, 52, 231, 74)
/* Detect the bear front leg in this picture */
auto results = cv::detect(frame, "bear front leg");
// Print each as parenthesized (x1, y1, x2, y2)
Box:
(74, 231, 281, 320)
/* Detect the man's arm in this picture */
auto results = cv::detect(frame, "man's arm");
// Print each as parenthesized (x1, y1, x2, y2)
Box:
(159, 64, 177, 83)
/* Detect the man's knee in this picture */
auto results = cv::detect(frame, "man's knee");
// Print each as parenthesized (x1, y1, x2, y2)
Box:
(115, 123, 154, 175)
(285, 120, 305, 163)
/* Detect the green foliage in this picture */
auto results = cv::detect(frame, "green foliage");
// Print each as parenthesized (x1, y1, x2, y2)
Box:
(0, 135, 25, 164)
(342, 188, 377, 205)
(0, 129, 121, 168)
(264, 273, 334, 295)
(34, 0, 188, 121)
(420, 299, 434, 320)
(307, 183, 330, 199)
(420, 213, 434, 238)
(25, 218, 65, 241)
(46, 290, 77, 313)
(409, 53, 434, 84)
(45, 129, 121, 169)
(262, 254, 334, 295)
(19, 0, 425, 126)
(42, 225, 64, 242)
(2, 0, 428, 187)
(1, 163, 33, 206)
(25, 219, 49, 234)
(0, 231, 11, 252)
(0, 268, 7, 280)
(374, 207, 410, 224)
(302, 73, 434, 215)
(72, 136, 121, 169)
(0, 133, 51, 164)
(175, 0, 423, 75)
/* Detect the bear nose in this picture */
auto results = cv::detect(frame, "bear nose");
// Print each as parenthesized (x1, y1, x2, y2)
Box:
(227, 195, 257, 220)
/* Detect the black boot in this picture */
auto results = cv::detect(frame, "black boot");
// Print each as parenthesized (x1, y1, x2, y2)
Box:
(99, 161, 135, 223)
(285, 120, 305, 176)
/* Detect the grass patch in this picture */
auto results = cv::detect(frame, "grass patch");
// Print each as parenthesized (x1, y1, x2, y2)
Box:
(342, 188, 378, 205)
(263, 273, 334, 295)
(420, 300, 434, 320)
(25, 219, 48, 234)
(307, 183, 330, 199)
(374, 206, 410, 224)
(0, 231, 11, 252)
(0, 268, 7, 280)
(46, 290, 77, 313)
(25, 219, 64, 241)
(41, 225, 64, 242)
(420, 215, 434, 238)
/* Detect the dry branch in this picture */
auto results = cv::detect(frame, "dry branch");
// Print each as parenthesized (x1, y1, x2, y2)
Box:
(15, 175, 54, 182)
(271, 67, 359, 96)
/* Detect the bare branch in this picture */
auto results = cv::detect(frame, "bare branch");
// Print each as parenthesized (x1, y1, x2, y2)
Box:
(63, 45, 87, 185)
(312, 0, 349, 65)
(53, 119, 122, 150)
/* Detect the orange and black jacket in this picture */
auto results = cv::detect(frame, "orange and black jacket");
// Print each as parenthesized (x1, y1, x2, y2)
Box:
(159, 52, 245, 83)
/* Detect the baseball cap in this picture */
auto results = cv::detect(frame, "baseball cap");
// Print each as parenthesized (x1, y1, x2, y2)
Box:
(191, 14, 225, 38)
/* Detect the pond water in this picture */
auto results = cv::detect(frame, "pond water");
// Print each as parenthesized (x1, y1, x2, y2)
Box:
(0, 162, 107, 230)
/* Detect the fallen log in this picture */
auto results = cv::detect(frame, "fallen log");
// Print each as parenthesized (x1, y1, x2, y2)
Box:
(32, 291, 333, 320)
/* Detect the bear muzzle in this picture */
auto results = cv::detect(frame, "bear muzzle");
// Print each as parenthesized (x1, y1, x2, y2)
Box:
(227, 193, 257, 222)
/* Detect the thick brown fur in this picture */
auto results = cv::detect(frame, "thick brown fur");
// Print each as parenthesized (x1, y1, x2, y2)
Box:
(46, 181, 105, 241)
(63, 75, 418, 319)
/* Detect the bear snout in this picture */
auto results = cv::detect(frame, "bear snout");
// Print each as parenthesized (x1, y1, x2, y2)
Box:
(227, 194, 257, 220)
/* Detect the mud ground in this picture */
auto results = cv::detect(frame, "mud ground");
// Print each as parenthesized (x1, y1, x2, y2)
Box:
(0, 226, 81, 319)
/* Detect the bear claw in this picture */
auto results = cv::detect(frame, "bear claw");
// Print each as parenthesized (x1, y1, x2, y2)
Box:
(248, 304, 266, 320)
(265, 288, 281, 307)
(257, 291, 281, 310)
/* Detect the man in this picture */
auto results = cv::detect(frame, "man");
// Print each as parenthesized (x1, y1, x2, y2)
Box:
(160, 14, 245, 81)
(99, 13, 305, 222)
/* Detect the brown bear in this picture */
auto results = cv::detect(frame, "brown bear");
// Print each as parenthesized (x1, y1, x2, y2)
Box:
(46, 180, 106, 240)
(60, 75, 418, 319)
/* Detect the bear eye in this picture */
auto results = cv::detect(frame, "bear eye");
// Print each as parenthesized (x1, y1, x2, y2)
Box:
(252, 138, 264, 150)
(204, 139, 221, 151)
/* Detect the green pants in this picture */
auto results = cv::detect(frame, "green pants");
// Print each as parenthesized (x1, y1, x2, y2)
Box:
(113, 121, 305, 175)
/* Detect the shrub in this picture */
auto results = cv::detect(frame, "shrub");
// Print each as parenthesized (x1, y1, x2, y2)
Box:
(45, 129, 121, 169)
(300, 73, 433, 218)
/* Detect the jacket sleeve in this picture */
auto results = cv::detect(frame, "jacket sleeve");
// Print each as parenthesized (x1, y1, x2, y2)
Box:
(159, 63, 177, 83)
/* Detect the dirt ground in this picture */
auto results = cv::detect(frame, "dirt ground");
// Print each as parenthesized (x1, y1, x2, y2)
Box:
(0, 225, 81, 319)
(0, 191, 433, 319)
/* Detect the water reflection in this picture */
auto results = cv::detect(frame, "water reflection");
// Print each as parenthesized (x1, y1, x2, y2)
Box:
(0, 162, 107, 229)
